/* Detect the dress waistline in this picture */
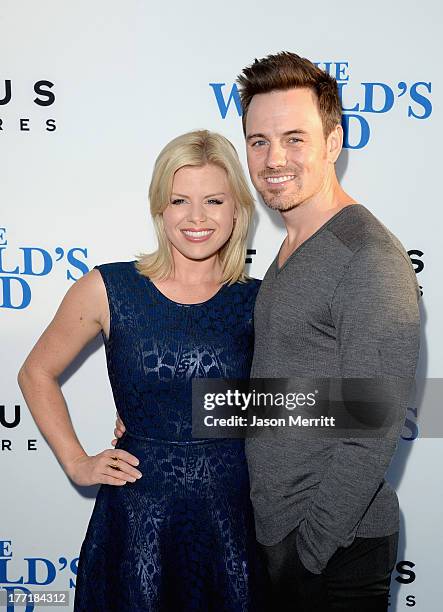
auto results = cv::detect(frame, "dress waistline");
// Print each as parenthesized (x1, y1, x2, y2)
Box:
(123, 429, 231, 446)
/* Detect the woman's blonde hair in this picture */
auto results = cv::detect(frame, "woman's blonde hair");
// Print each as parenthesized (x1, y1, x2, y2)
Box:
(135, 130, 254, 284)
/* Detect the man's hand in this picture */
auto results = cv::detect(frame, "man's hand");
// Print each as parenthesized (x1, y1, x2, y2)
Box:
(66, 448, 141, 486)
(111, 411, 126, 447)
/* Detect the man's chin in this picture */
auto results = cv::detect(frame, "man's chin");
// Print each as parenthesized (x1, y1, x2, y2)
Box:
(262, 197, 301, 212)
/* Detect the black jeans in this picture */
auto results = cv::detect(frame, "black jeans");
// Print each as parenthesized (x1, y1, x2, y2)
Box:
(260, 528, 398, 611)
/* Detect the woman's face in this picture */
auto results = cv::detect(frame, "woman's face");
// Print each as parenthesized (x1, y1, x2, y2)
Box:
(162, 163, 237, 263)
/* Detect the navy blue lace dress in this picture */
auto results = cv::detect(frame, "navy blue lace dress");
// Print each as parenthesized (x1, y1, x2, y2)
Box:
(73, 261, 269, 612)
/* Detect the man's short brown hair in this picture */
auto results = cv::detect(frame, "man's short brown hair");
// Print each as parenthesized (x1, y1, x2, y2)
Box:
(237, 51, 342, 139)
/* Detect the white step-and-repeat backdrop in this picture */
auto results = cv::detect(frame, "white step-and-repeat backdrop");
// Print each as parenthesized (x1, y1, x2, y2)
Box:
(2, 0, 441, 609)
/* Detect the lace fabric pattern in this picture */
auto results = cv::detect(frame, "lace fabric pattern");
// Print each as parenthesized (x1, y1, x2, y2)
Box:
(73, 261, 269, 611)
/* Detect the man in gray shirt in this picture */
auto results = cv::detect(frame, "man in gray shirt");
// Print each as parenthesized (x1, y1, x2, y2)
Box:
(113, 52, 420, 610)
(235, 52, 420, 610)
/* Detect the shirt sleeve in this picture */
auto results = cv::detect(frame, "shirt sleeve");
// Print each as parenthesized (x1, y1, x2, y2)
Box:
(295, 241, 421, 574)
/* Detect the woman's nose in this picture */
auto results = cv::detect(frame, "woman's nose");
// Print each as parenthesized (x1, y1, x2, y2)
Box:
(187, 202, 207, 223)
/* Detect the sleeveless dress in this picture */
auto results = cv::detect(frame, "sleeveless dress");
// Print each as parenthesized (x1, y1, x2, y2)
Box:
(73, 261, 269, 612)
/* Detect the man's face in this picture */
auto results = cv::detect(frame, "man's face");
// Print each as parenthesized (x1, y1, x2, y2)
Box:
(245, 87, 332, 211)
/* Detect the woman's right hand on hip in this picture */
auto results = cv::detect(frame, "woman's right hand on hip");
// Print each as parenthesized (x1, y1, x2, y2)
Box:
(66, 448, 142, 486)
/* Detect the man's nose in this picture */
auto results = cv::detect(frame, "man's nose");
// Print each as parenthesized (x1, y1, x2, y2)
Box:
(266, 142, 287, 169)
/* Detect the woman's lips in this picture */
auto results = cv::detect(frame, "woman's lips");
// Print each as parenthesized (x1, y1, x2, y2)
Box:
(180, 229, 215, 242)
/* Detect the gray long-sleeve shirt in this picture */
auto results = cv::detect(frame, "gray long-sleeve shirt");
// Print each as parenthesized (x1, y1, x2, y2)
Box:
(245, 204, 420, 574)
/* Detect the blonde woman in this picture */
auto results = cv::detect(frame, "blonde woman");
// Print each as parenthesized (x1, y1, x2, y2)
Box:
(18, 130, 270, 611)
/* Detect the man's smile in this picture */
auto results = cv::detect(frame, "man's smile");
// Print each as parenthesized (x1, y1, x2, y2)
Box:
(265, 175, 296, 186)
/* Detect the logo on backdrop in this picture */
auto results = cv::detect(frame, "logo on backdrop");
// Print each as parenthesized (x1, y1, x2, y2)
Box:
(408, 249, 424, 297)
(0, 540, 78, 610)
(0, 404, 38, 453)
(210, 61, 432, 149)
(0, 79, 56, 132)
(0, 228, 88, 309)
(390, 560, 417, 608)
(403, 249, 424, 442)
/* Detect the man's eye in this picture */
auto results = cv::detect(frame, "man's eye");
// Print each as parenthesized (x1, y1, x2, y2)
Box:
(207, 199, 223, 205)
(171, 198, 186, 205)
(289, 137, 302, 143)
(251, 140, 267, 147)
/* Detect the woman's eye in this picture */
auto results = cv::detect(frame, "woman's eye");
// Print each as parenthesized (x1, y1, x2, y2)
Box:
(207, 199, 223, 205)
(171, 198, 186, 205)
